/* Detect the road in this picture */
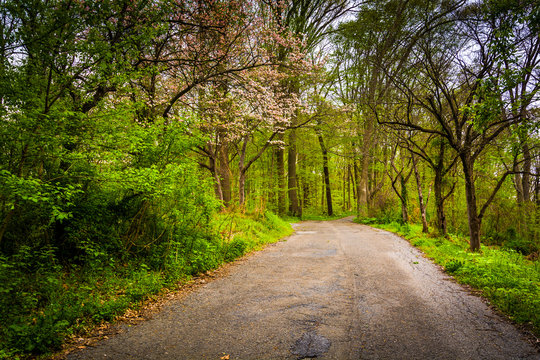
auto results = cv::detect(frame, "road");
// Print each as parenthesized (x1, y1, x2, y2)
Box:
(68, 217, 539, 359)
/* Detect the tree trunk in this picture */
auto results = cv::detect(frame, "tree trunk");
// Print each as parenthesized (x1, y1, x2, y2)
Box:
(206, 144, 223, 203)
(400, 174, 408, 224)
(238, 138, 248, 207)
(521, 126, 532, 203)
(342, 164, 346, 211)
(520, 141, 532, 235)
(288, 128, 301, 216)
(433, 170, 447, 236)
(268, 149, 275, 211)
(276, 141, 286, 216)
(238, 171, 246, 207)
(212, 159, 224, 203)
(218, 142, 232, 206)
(358, 116, 374, 217)
(514, 162, 525, 204)
(300, 155, 310, 208)
(358, 150, 370, 217)
(461, 153, 481, 251)
(317, 130, 333, 216)
(349, 163, 356, 206)
(321, 176, 325, 210)
(354, 160, 362, 216)
(534, 166, 540, 207)
(347, 164, 351, 211)
(324, 165, 333, 216)
(412, 155, 428, 233)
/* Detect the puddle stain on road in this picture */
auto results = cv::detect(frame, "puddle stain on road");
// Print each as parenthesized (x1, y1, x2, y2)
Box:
(291, 332, 331, 358)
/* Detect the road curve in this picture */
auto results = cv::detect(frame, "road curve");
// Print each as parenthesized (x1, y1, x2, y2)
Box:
(68, 218, 539, 359)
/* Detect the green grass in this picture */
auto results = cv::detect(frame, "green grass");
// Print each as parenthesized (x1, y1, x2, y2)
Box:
(0, 211, 292, 359)
(212, 210, 294, 258)
(361, 220, 540, 336)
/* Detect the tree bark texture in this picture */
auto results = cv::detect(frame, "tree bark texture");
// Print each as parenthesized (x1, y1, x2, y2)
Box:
(412, 155, 429, 233)
(218, 142, 232, 206)
(354, 160, 362, 215)
(461, 153, 481, 251)
(210, 157, 224, 203)
(288, 128, 301, 217)
(317, 130, 333, 216)
(433, 170, 447, 236)
(238, 171, 246, 207)
(358, 137, 371, 217)
(276, 143, 286, 216)
(400, 174, 408, 224)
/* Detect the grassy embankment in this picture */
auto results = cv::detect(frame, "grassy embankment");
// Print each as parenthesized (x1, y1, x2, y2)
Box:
(0, 211, 292, 359)
(357, 219, 540, 337)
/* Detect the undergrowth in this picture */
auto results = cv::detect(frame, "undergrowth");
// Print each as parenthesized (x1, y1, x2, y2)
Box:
(0, 211, 292, 359)
(358, 219, 540, 337)
(283, 210, 355, 222)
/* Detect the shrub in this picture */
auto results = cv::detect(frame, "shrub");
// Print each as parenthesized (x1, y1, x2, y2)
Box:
(444, 259, 464, 273)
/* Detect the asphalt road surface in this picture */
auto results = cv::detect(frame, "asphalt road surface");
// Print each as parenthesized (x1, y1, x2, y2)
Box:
(68, 217, 539, 359)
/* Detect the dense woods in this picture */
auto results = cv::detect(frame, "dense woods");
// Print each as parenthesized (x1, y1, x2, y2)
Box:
(0, 0, 538, 356)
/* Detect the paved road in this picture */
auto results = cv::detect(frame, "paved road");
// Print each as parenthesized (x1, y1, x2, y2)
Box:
(68, 218, 539, 359)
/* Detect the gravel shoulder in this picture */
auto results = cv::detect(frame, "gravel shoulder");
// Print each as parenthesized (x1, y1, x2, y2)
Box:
(67, 217, 539, 360)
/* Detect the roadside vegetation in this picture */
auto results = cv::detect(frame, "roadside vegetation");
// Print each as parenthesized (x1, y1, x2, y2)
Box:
(283, 211, 356, 222)
(357, 219, 540, 337)
(0, 211, 292, 359)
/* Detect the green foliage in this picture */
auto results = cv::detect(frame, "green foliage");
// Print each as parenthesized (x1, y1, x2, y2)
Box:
(0, 211, 291, 358)
(462, 77, 504, 133)
(223, 238, 249, 262)
(444, 259, 464, 273)
(295, 211, 356, 222)
(374, 222, 540, 336)
(354, 216, 379, 225)
(0, 2, 298, 356)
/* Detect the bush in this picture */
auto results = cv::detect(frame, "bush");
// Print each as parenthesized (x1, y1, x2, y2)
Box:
(504, 236, 538, 256)
(354, 217, 378, 224)
(0, 210, 292, 358)
(444, 259, 464, 273)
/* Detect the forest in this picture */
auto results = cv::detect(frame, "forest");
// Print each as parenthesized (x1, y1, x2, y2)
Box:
(0, 0, 539, 357)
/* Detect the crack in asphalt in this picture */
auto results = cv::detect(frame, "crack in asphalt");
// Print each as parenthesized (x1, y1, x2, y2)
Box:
(67, 218, 539, 360)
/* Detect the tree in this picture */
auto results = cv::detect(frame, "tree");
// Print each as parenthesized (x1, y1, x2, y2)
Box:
(263, 0, 353, 216)
(405, 134, 457, 235)
(386, 143, 412, 224)
(488, 0, 540, 237)
(377, 1, 539, 250)
(332, 0, 464, 217)
(144, 0, 301, 208)
(0, 0, 167, 246)
(197, 65, 301, 207)
(384, 88, 458, 235)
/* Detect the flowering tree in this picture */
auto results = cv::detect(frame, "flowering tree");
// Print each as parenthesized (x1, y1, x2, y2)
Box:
(195, 52, 312, 207)
(259, 0, 354, 216)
